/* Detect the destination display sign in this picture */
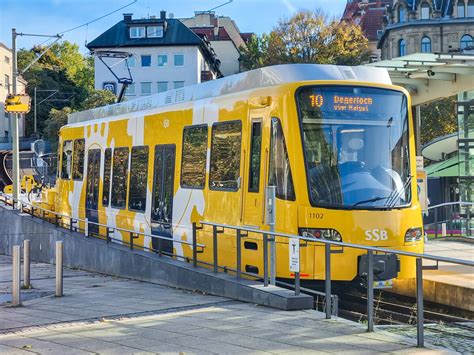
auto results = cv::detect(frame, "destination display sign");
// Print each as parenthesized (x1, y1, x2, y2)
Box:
(308, 93, 374, 112)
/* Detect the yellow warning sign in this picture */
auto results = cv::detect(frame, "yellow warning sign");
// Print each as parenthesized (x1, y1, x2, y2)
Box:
(5, 94, 31, 113)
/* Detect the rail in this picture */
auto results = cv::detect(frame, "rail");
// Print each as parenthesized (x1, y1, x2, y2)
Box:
(0, 192, 205, 259)
(424, 201, 473, 238)
(195, 221, 474, 348)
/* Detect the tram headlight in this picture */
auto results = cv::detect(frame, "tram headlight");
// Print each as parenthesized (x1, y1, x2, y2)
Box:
(299, 228, 343, 242)
(405, 227, 423, 242)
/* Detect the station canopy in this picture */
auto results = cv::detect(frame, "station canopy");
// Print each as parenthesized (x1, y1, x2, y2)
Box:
(366, 53, 474, 106)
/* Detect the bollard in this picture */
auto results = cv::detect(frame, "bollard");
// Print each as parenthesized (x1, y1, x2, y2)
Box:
(263, 234, 269, 286)
(367, 250, 374, 332)
(23, 240, 30, 289)
(325, 243, 332, 319)
(55, 241, 63, 297)
(12, 245, 21, 306)
(441, 223, 446, 237)
(84, 218, 89, 237)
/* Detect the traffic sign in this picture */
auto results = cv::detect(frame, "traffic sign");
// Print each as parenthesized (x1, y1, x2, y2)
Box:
(5, 94, 31, 113)
(289, 238, 300, 272)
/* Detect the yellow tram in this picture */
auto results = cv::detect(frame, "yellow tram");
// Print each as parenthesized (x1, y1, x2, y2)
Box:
(45, 64, 424, 283)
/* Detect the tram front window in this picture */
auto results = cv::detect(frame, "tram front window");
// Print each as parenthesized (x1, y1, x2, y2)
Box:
(296, 86, 411, 209)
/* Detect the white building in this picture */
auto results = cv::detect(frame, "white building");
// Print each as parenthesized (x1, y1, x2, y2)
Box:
(0, 42, 26, 142)
(87, 12, 222, 99)
(182, 12, 252, 76)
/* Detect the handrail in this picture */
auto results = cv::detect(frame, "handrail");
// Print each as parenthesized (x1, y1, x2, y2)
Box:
(427, 201, 474, 210)
(199, 221, 474, 267)
(196, 220, 474, 348)
(0, 192, 205, 249)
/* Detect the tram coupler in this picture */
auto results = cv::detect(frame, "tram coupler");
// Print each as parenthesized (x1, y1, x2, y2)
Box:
(358, 253, 399, 281)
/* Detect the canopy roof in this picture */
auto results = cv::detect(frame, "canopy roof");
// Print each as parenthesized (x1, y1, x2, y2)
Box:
(425, 154, 460, 178)
(367, 52, 474, 105)
(422, 132, 458, 161)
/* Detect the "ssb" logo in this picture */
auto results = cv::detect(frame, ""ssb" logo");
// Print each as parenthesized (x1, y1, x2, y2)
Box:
(365, 229, 388, 241)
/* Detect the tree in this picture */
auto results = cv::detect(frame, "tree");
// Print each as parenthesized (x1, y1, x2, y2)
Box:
(421, 96, 458, 146)
(82, 90, 117, 110)
(43, 107, 72, 150)
(239, 9, 370, 70)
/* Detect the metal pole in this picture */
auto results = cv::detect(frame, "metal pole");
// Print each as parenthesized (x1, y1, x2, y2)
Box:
(34, 86, 37, 134)
(434, 209, 438, 238)
(325, 243, 331, 319)
(415, 105, 421, 155)
(263, 234, 269, 286)
(12, 245, 21, 306)
(416, 258, 424, 347)
(11, 29, 20, 207)
(268, 187, 276, 285)
(55, 241, 63, 297)
(236, 229, 242, 278)
(23, 239, 30, 289)
(295, 271, 300, 296)
(213, 225, 218, 273)
(130, 232, 134, 250)
(367, 250, 374, 332)
(192, 223, 197, 267)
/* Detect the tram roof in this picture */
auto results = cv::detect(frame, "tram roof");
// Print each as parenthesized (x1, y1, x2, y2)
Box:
(67, 64, 391, 125)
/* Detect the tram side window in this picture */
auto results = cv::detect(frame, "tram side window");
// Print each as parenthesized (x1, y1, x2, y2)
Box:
(128, 146, 149, 211)
(248, 121, 262, 192)
(61, 140, 73, 179)
(209, 121, 242, 191)
(181, 125, 208, 189)
(269, 118, 295, 201)
(102, 148, 112, 207)
(72, 139, 85, 180)
(111, 147, 129, 209)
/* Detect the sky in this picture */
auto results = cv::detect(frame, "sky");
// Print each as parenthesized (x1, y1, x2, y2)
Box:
(0, 0, 347, 53)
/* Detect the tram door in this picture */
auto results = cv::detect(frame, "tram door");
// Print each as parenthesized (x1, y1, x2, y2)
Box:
(243, 111, 268, 227)
(85, 149, 101, 235)
(151, 145, 176, 254)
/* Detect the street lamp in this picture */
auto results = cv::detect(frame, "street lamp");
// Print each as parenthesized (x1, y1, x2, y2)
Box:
(10, 28, 61, 205)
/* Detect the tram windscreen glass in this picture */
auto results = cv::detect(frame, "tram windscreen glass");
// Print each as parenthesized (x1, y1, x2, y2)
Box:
(297, 86, 411, 209)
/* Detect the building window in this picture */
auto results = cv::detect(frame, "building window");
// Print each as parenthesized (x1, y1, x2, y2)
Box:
(461, 34, 474, 49)
(141, 55, 151, 67)
(157, 81, 168, 93)
(103, 148, 112, 207)
(399, 39, 407, 56)
(4, 56, 9, 64)
(72, 139, 85, 180)
(269, 118, 295, 201)
(181, 125, 208, 189)
(141, 82, 152, 95)
(209, 121, 242, 191)
(125, 83, 135, 96)
(458, 2, 466, 17)
(174, 54, 184, 66)
(111, 147, 129, 209)
(130, 27, 145, 38)
(147, 26, 163, 38)
(421, 3, 430, 19)
(157, 54, 168, 67)
(173, 81, 185, 89)
(128, 146, 149, 212)
(4, 74, 10, 92)
(398, 6, 406, 23)
(125, 56, 136, 68)
(61, 140, 73, 179)
(468, 0, 474, 17)
(421, 36, 431, 52)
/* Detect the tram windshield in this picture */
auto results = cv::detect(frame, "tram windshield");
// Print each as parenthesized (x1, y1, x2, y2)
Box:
(296, 86, 411, 209)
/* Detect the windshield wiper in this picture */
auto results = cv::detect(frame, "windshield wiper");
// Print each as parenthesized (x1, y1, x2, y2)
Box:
(387, 175, 412, 208)
(352, 196, 390, 207)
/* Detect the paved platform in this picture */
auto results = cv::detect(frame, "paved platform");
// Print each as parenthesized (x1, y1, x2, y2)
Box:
(0, 255, 446, 354)
(393, 239, 474, 312)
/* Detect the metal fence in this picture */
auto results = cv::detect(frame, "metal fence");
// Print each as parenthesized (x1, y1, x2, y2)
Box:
(423, 201, 474, 238)
(1, 192, 473, 348)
